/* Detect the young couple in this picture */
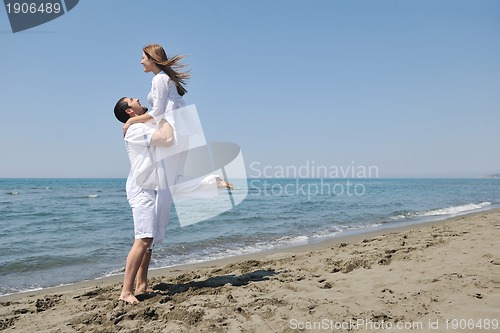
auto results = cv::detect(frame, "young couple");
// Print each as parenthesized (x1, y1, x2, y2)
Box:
(113, 44, 230, 304)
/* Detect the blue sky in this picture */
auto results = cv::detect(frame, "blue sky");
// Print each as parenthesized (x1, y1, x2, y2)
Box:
(1, 0, 499, 178)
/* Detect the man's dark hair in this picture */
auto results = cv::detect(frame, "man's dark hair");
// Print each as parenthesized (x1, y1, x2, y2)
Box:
(114, 97, 130, 123)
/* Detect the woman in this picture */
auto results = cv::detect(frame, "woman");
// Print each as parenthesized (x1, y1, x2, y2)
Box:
(125, 43, 232, 191)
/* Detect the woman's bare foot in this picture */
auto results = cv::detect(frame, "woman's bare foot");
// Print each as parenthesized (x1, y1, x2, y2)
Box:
(119, 292, 139, 304)
(216, 177, 234, 189)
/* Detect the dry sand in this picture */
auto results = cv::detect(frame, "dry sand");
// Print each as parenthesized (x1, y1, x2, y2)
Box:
(1, 209, 498, 332)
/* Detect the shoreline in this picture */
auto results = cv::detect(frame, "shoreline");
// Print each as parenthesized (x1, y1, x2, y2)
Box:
(1, 207, 497, 302)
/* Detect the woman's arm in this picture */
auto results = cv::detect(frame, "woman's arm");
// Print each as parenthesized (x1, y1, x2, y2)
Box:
(148, 74, 170, 121)
(122, 113, 154, 136)
(151, 119, 174, 147)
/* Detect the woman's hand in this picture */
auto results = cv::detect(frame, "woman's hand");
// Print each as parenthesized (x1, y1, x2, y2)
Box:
(122, 120, 133, 137)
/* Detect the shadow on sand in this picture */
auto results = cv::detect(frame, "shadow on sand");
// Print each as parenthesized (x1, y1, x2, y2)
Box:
(140, 269, 276, 301)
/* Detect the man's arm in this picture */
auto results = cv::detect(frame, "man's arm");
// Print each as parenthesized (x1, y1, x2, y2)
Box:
(151, 119, 174, 147)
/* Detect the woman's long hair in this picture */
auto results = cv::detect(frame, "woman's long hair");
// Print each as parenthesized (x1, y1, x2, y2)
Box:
(143, 44, 190, 96)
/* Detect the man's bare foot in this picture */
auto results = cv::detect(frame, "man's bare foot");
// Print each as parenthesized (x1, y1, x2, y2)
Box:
(119, 292, 139, 304)
(135, 281, 153, 295)
(135, 287, 154, 295)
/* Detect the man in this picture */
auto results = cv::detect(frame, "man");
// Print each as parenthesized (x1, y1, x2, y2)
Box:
(113, 97, 175, 304)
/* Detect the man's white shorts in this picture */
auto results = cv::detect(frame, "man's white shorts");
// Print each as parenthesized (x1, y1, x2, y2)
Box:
(128, 189, 172, 247)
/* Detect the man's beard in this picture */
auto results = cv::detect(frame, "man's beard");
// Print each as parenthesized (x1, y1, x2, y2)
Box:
(142, 106, 148, 112)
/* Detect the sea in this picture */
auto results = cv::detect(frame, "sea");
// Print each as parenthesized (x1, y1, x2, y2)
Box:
(0, 178, 499, 296)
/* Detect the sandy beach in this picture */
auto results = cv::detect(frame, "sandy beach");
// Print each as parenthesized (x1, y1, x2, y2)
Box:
(1, 209, 498, 332)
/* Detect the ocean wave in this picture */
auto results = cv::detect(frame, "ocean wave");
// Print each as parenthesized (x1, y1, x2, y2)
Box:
(84, 194, 99, 198)
(0, 286, 43, 297)
(148, 234, 314, 269)
(0, 254, 94, 274)
(391, 202, 491, 221)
